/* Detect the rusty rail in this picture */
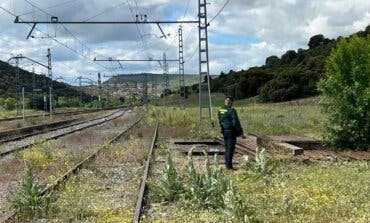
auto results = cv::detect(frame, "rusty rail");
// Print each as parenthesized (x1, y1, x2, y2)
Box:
(0, 109, 125, 158)
(134, 121, 159, 223)
(0, 106, 125, 123)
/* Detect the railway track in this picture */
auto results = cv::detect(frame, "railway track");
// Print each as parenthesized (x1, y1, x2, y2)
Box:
(2, 116, 144, 222)
(0, 118, 78, 144)
(0, 109, 125, 158)
(214, 134, 370, 161)
(134, 121, 159, 223)
(0, 106, 124, 123)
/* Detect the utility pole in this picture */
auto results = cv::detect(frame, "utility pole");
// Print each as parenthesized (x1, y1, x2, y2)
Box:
(9, 52, 52, 116)
(198, 0, 213, 121)
(15, 56, 21, 116)
(98, 72, 102, 108)
(151, 73, 157, 104)
(32, 67, 36, 110)
(47, 48, 53, 116)
(178, 25, 185, 107)
(162, 52, 169, 106)
(77, 76, 82, 104)
(143, 73, 148, 108)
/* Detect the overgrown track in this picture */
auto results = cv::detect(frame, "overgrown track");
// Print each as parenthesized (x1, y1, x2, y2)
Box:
(134, 121, 159, 223)
(0, 109, 125, 159)
(0, 118, 78, 144)
(215, 134, 370, 161)
(2, 116, 143, 223)
(0, 106, 123, 123)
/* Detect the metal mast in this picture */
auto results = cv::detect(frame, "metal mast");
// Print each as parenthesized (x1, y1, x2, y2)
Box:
(98, 72, 102, 108)
(162, 52, 169, 105)
(47, 48, 53, 116)
(15, 56, 21, 115)
(32, 67, 36, 110)
(143, 73, 148, 108)
(198, 0, 213, 120)
(178, 26, 185, 107)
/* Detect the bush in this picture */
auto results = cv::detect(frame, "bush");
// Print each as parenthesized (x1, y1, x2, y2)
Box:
(4, 97, 17, 110)
(317, 35, 370, 149)
(57, 96, 81, 108)
(11, 162, 45, 219)
(150, 152, 183, 202)
(184, 149, 229, 209)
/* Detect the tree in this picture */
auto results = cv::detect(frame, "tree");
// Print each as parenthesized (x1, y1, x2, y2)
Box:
(317, 35, 370, 149)
(308, 34, 325, 48)
(265, 56, 280, 67)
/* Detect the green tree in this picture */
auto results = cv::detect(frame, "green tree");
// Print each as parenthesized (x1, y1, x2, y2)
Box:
(317, 35, 370, 149)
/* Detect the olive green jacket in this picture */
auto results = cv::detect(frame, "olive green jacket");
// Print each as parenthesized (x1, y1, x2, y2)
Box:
(218, 105, 244, 137)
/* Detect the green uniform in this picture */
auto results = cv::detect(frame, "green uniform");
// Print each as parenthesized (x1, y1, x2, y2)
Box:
(218, 105, 243, 169)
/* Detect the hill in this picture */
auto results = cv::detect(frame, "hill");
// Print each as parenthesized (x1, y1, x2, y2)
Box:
(104, 73, 218, 89)
(0, 60, 93, 107)
(209, 25, 370, 102)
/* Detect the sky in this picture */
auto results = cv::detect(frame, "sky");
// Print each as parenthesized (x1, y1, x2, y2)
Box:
(0, 0, 369, 85)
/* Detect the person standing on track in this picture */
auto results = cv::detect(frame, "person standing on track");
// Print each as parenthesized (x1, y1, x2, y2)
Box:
(218, 96, 245, 170)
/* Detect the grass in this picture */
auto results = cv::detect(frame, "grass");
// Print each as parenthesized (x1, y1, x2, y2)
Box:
(147, 100, 323, 139)
(0, 109, 42, 118)
(231, 159, 370, 222)
(147, 154, 370, 222)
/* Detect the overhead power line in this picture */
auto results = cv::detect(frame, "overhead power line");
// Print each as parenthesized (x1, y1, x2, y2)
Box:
(83, 1, 127, 21)
(18, 0, 80, 16)
(208, 0, 230, 24)
(1, 2, 114, 74)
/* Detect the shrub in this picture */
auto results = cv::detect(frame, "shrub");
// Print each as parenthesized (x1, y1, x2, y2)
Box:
(11, 162, 44, 219)
(57, 96, 81, 108)
(223, 181, 255, 223)
(242, 148, 276, 180)
(317, 35, 370, 149)
(4, 97, 17, 110)
(184, 148, 229, 209)
(150, 152, 183, 202)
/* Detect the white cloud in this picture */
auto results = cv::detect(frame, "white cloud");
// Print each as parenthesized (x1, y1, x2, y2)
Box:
(0, 0, 369, 85)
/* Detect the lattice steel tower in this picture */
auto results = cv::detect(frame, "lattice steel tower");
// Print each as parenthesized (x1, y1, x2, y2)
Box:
(178, 26, 185, 107)
(198, 0, 213, 120)
(162, 52, 169, 105)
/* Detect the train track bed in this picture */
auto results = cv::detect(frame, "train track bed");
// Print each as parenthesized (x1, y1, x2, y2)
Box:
(27, 121, 156, 222)
(0, 109, 123, 155)
(214, 134, 370, 161)
(0, 109, 136, 218)
(0, 109, 116, 132)
(137, 127, 370, 222)
(143, 129, 227, 222)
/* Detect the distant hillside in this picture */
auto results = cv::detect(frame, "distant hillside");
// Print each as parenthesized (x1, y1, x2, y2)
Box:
(0, 60, 93, 103)
(104, 73, 218, 89)
(209, 25, 370, 102)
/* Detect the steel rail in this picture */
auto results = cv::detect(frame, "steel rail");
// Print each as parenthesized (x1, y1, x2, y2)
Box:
(0, 118, 78, 144)
(0, 106, 124, 122)
(0, 109, 125, 158)
(134, 121, 159, 223)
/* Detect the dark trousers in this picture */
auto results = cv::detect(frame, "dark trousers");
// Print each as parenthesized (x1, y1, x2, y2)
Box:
(223, 130, 236, 169)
